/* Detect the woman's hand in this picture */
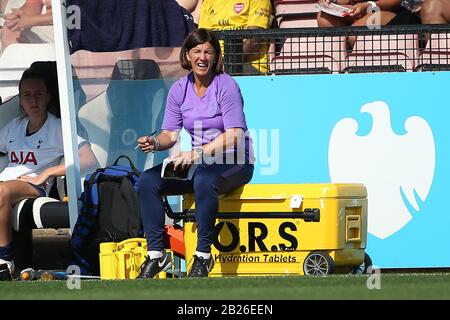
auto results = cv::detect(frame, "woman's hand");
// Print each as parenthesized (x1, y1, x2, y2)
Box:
(137, 135, 158, 153)
(18, 171, 49, 187)
(171, 151, 198, 171)
(4, 9, 34, 31)
(3, 9, 21, 30)
(4, 10, 20, 21)
(348, 2, 372, 19)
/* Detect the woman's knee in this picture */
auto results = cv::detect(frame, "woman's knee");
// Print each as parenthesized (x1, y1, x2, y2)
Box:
(193, 170, 220, 194)
(421, 0, 442, 21)
(139, 168, 162, 193)
(317, 11, 339, 27)
(317, 12, 328, 27)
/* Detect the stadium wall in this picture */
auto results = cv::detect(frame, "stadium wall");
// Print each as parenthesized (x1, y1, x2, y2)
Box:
(236, 71, 450, 268)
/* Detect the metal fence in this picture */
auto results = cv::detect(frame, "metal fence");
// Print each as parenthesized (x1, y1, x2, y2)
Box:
(218, 24, 450, 76)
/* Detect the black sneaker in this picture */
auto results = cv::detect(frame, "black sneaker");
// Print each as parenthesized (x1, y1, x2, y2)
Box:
(0, 259, 14, 281)
(188, 255, 214, 278)
(136, 253, 171, 279)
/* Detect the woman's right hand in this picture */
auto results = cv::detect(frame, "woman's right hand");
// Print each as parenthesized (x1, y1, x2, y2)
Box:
(19, 171, 49, 187)
(137, 135, 157, 153)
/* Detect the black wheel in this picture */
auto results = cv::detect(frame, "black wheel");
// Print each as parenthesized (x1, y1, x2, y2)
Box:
(352, 253, 373, 274)
(303, 251, 335, 276)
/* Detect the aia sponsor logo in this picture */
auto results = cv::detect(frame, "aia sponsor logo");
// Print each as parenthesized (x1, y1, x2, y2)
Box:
(234, 3, 244, 14)
(10, 151, 37, 165)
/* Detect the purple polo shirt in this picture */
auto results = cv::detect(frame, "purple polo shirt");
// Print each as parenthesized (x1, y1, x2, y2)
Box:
(162, 72, 248, 148)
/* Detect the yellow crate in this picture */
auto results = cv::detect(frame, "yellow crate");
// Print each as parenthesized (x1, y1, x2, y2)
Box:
(183, 183, 368, 276)
(99, 238, 173, 280)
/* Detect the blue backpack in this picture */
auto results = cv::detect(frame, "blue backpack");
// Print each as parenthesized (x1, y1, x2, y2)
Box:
(69, 155, 142, 275)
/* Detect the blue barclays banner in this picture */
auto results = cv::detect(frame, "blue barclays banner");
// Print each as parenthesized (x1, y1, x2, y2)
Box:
(236, 72, 450, 268)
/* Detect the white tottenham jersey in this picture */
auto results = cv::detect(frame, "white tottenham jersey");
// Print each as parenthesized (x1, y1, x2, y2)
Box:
(0, 113, 85, 193)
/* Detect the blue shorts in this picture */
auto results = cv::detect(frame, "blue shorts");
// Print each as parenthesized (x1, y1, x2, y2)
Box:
(28, 183, 46, 197)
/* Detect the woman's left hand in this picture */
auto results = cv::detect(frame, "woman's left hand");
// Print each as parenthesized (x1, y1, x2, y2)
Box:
(18, 171, 49, 186)
(348, 2, 371, 19)
(171, 151, 197, 171)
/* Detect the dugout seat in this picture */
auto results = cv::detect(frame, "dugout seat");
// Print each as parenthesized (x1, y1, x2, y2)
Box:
(78, 58, 169, 171)
(0, 93, 69, 269)
(0, 60, 88, 268)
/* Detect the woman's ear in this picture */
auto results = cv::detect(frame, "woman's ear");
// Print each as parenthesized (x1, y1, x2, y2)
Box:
(186, 50, 191, 62)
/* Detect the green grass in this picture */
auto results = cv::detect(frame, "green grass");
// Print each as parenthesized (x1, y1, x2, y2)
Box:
(1, 273, 450, 300)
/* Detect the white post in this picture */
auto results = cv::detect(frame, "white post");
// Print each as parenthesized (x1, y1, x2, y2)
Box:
(52, 0, 81, 231)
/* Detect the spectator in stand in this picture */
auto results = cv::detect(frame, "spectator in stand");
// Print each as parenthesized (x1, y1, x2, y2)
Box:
(417, 0, 450, 24)
(176, 0, 203, 26)
(317, 0, 421, 30)
(318, 0, 449, 47)
(198, 0, 272, 74)
(318, 0, 422, 47)
(1, 0, 53, 52)
(176, 0, 201, 15)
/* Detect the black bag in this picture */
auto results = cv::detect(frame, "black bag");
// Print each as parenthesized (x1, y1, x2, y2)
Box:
(69, 155, 142, 275)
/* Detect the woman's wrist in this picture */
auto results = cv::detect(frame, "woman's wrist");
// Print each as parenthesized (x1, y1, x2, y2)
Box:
(153, 136, 160, 152)
(41, 168, 52, 180)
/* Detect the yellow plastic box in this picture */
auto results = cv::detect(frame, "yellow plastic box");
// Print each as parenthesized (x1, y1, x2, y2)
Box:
(99, 238, 173, 280)
(183, 183, 369, 276)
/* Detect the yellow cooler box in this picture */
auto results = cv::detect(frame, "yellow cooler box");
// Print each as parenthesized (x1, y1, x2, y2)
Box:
(182, 183, 370, 276)
(99, 238, 174, 280)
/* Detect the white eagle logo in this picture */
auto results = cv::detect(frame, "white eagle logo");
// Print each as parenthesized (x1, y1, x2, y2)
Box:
(328, 101, 435, 239)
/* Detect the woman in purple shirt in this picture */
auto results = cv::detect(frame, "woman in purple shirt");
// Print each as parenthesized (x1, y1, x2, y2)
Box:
(136, 28, 254, 278)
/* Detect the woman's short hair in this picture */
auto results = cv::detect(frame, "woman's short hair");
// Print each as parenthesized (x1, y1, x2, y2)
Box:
(180, 28, 223, 74)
